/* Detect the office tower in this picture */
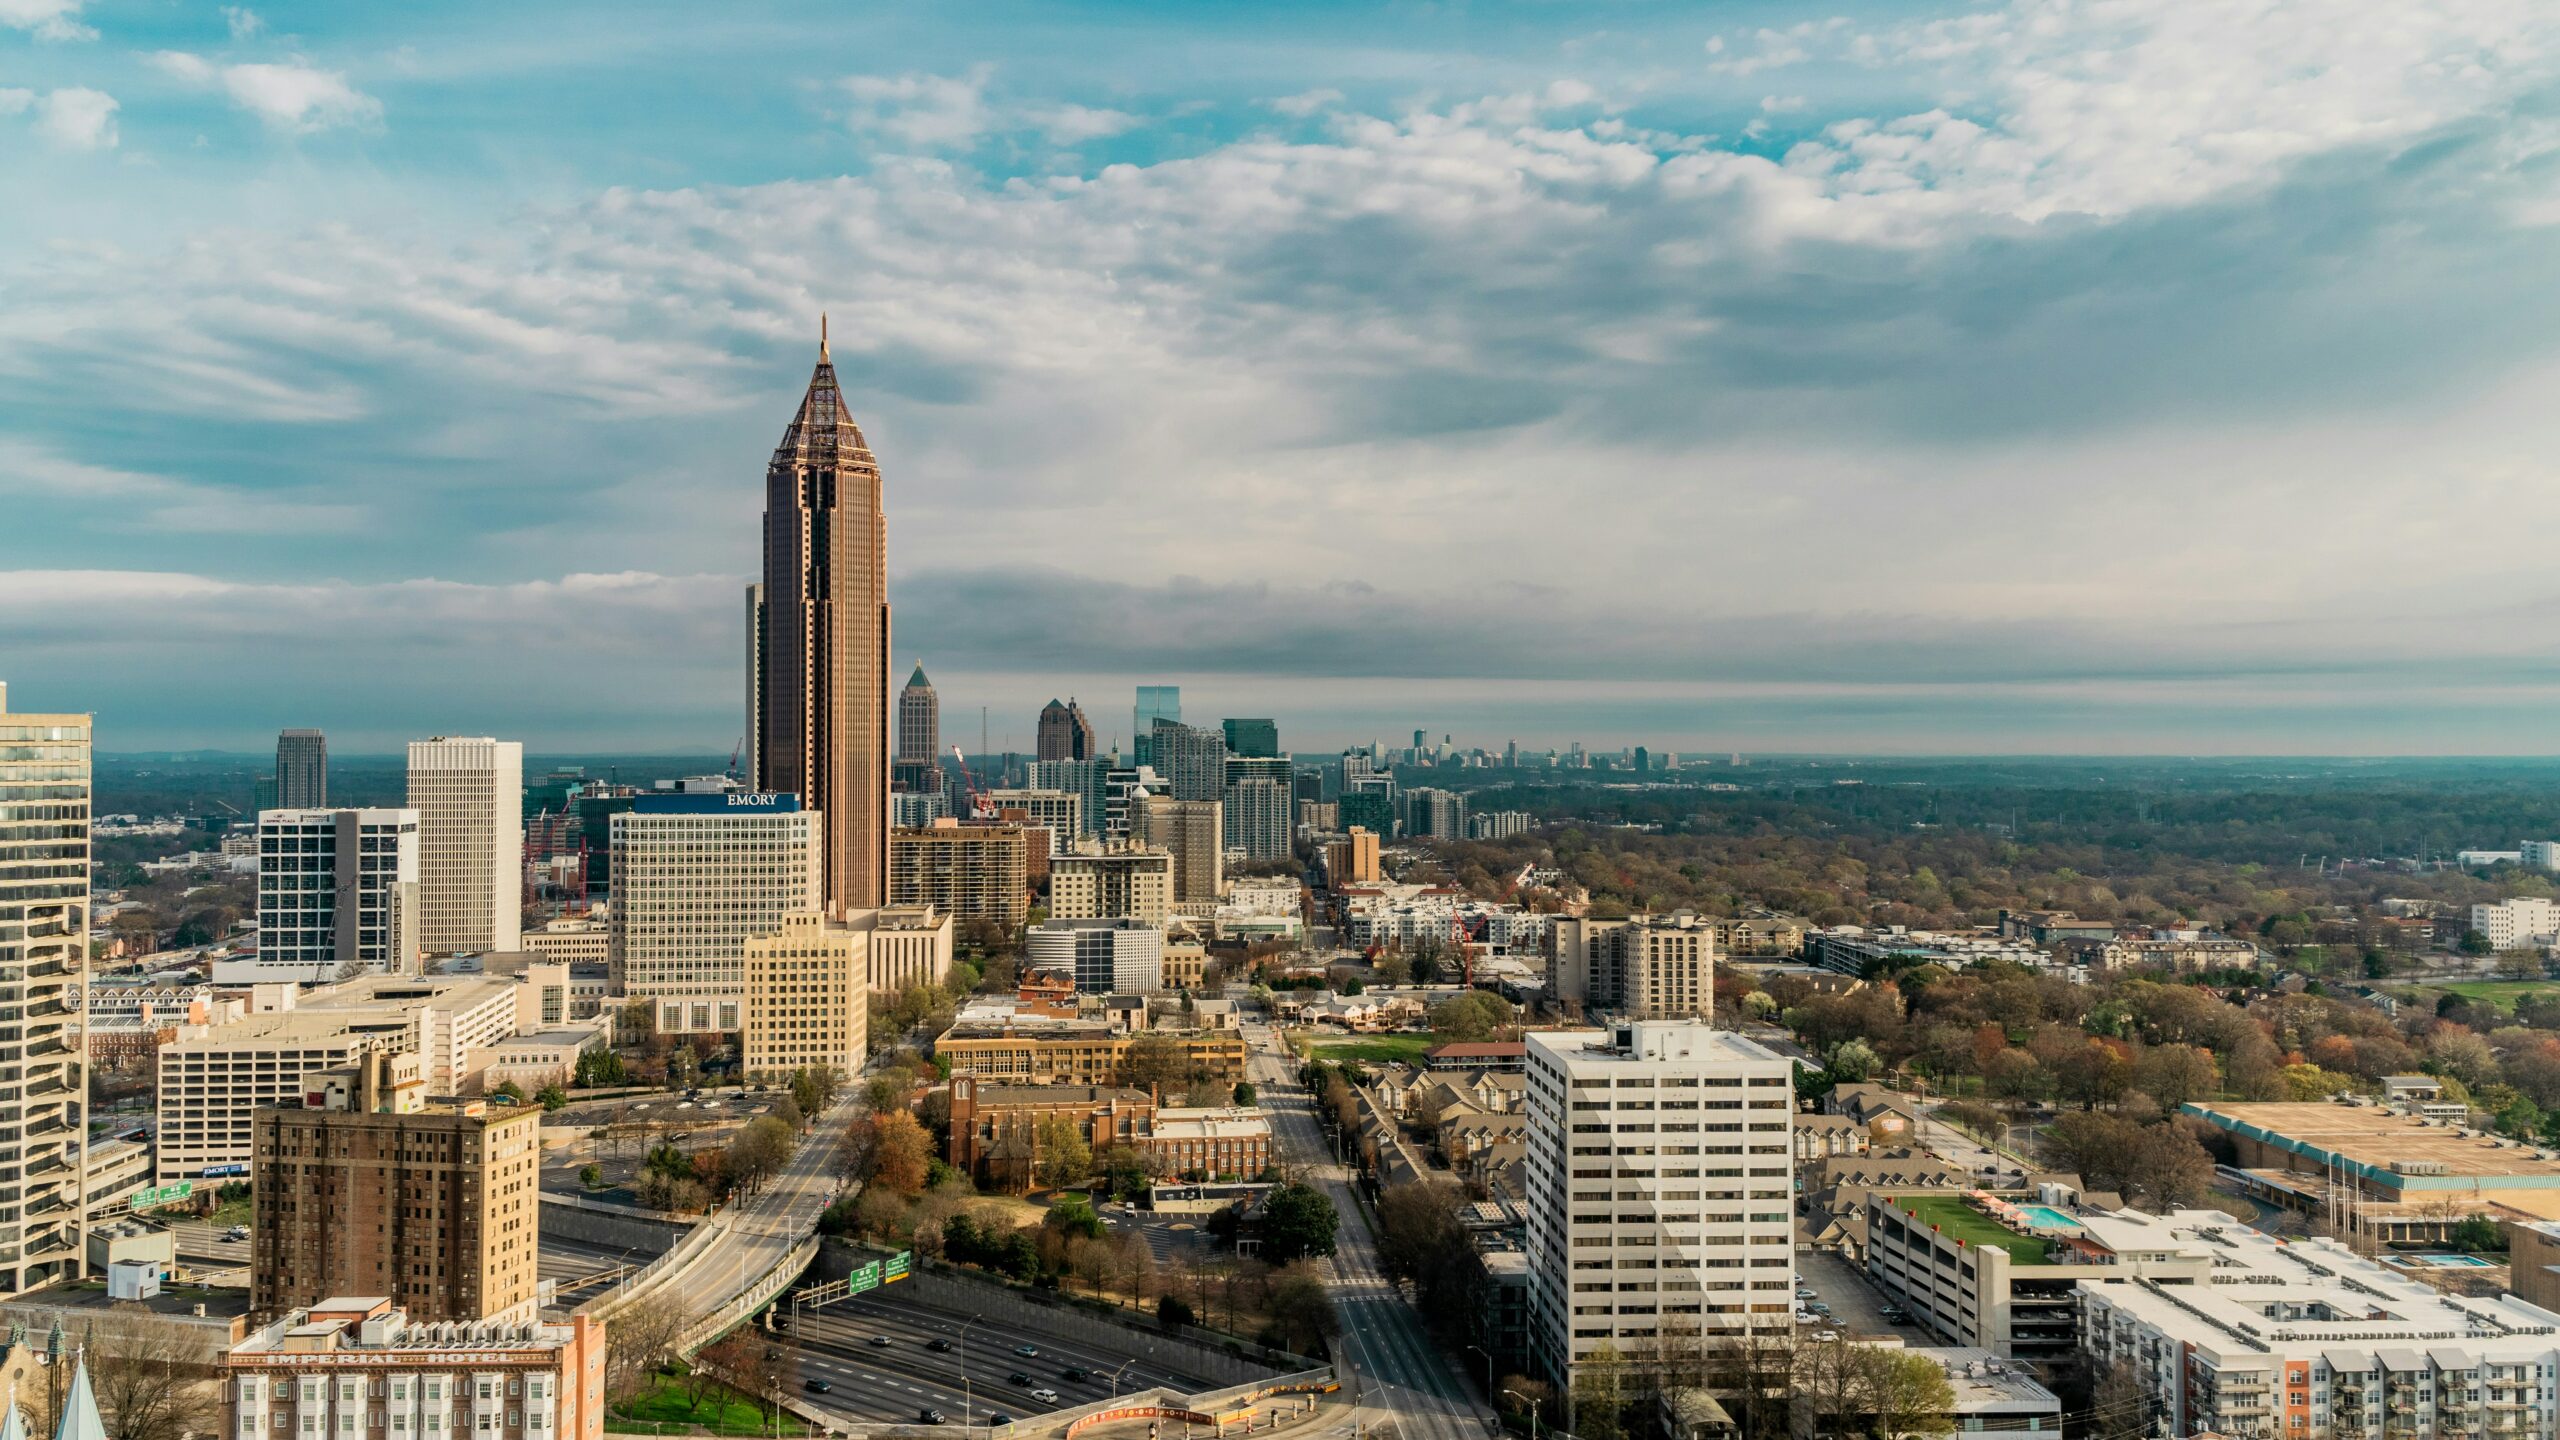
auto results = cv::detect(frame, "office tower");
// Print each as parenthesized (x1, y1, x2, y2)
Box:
(1150, 720, 1228, 803)
(1050, 843, 1175, 925)
(1553, 914, 1717, 1020)
(252, 773, 279, 813)
(1221, 718, 1279, 758)
(406, 736, 524, 955)
(1524, 1022, 1796, 1394)
(0, 685, 90, 1294)
(1292, 769, 1324, 806)
(1133, 796, 1222, 909)
(755, 324, 890, 914)
(1505, 739, 1518, 768)
(898, 662, 939, 763)
(1026, 918, 1163, 995)
(1402, 786, 1469, 840)
(276, 728, 328, 809)
(1340, 781, 1396, 838)
(1037, 697, 1098, 762)
(742, 582, 764, 782)
(1324, 827, 1382, 887)
(1132, 685, 1181, 764)
(254, 808, 421, 981)
(1633, 745, 1651, 772)
(743, 911, 869, 1079)
(1225, 774, 1292, 862)
(887, 820, 1030, 930)
(250, 1051, 542, 1325)
(891, 790, 950, 827)
(610, 792, 821, 1034)
(1031, 758, 1110, 838)
(865, 905, 956, 994)
(984, 788, 1081, 852)
(1102, 762, 1165, 839)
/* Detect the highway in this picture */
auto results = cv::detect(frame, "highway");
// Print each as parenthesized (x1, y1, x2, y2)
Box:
(784, 1289, 1213, 1426)
(1247, 1018, 1491, 1440)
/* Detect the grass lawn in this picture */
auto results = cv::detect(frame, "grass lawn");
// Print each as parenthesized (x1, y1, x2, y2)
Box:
(1890, 1194, 2052, 1265)
(2388, 979, 2560, 1012)
(610, 1374, 807, 1437)
(208, 1197, 253, 1228)
(1299, 1033, 1435, 1065)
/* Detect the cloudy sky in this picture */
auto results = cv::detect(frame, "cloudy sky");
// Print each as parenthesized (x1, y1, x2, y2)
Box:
(6, 0, 2560, 755)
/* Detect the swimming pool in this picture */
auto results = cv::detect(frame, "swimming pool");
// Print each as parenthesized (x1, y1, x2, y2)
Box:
(2403, 1254, 2494, 1267)
(2015, 1205, 2084, 1230)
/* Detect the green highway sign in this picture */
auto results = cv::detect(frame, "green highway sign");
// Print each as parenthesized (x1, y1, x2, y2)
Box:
(128, 1182, 194, 1212)
(847, 1262, 881, 1295)
(883, 1251, 910, 1283)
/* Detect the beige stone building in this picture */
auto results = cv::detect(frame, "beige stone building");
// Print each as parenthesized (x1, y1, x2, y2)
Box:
(0, 683, 90, 1294)
(867, 903, 955, 993)
(1133, 796, 1222, 911)
(742, 911, 869, 1079)
(251, 1052, 543, 1325)
(405, 736, 524, 956)
(1325, 827, 1381, 886)
(889, 821, 1029, 929)
(227, 1299, 606, 1440)
(1552, 913, 1717, 1020)
(1050, 842, 1175, 925)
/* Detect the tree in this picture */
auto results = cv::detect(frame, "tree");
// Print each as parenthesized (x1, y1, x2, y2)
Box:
(87, 1328, 219, 1440)
(1033, 1113, 1094, 1190)
(1429, 992, 1517, 1043)
(603, 1298, 688, 1406)
(2133, 1043, 2219, 1111)
(1260, 1182, 1339, 1264)
(578, 1162, 603, 1189)
(535, 1083, 569, 1112)
(1569, 1341, 1629, 1440)
(727, 1115, 798, 1193)
(1264, 1262, 1337, 1354)
(1123, 1033, 1191, 1090)
(492, 1079, 528, 1104)
(870, 1110, 933, 1196)
(1233, 1081, 1257, 1107)
(2452, 1214, 2507, 1253)
(2459, 928, 2494, 955)
(1047, 1192, 1106, 1241)
(1866, 1348, 1957, 1440)
(1828, 1039, 1880, 1083)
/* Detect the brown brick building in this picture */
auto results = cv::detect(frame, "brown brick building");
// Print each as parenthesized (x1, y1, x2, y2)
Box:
(946, 1077, 1157, 1186)
(251, 1052, 543, 1324)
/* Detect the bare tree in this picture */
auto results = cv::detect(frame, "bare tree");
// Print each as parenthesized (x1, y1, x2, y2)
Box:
(603, 1298, 688, 1408)
(87, 1327, 220, 1440)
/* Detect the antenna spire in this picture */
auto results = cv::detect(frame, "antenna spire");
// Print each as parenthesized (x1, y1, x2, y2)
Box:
(820, 312, 830, 362)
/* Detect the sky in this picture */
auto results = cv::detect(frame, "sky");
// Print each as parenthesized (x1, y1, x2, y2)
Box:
(7, 0, 2560, 755)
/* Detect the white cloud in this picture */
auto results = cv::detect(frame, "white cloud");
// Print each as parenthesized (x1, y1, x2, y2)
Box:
(841, 67, 995, 147)
(1271, 88, 1344, 118)
(1035, 103, 1137, 145)
(151, 51, 382, 133)
(2, 86, 118, 148)
(222, 5, 264, 40)
(0, 0, 94, 41)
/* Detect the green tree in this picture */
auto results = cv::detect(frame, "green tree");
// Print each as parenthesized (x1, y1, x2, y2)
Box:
(1046, 1192, 1106, 1241)
(535, 1084, 568, 1112)
(1033, 1113, 1093, 1190)
(1260, 1182, 1339, 1263)
(578, 1163, 603, 1190)
(1232, 1081, 1257, 1107)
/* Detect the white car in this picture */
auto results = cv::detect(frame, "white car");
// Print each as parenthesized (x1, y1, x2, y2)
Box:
(1794, 1310, 1819, 1325)
(1029, 1389, 1061, 1405)
(1795, 1287, 1817, 1299)
(1815, 1331, 1840, 1344)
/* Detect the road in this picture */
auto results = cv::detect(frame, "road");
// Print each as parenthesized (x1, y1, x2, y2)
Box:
(784, 1289, 1213, 1426)
(1247, 1018, 1490, 1440)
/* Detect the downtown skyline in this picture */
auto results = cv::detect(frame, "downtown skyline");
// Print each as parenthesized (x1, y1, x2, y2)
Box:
(10, 1, 2560, 754)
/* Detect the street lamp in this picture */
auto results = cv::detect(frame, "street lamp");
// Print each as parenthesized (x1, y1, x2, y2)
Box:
(1109, 1359, 1140, 1399)
(958, 1314, 986, 1427)
(1500, 1389, 1540, 1440)
(1464, 1346, 1495, 1404)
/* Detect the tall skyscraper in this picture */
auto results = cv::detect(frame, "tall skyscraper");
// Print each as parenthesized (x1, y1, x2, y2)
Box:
(898, 663, 939, 763)
(1221, 718, 1279, 758)
(1132, 685, 1181, 764)
(1030, 757, 1110, 838)
(1133, 795, 1223, 909)
(406, 736, 524, 955)
(0, 684, 90, 1294)
(754, 324, 890, 914)
(276, 728, 328, 809)
(252, 809, 421, 981)
(1150, 720, 1228, 803)
(1037, 698, 1097, 762)
(1524, 1022, 1795, 1395)
(1224, 755, 1294, 862)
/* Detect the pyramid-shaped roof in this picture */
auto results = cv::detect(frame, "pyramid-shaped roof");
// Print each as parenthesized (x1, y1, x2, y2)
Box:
(770, 317, 876, 474)
(54, 1357, 105, 1440)
(1, 1387, 28, 1440)
(906, 663, 932, 690)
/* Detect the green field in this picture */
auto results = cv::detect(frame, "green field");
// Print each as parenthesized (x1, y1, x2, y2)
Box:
(609, 1375, 807, 1437)
(1890, 1194, 2052, 1265)
(2388, 979, 2560, 1012)
(1298, 1033, 1435, 1065)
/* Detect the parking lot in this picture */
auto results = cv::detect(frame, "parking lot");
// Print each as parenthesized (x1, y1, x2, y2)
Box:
(1794, 1248, 1936, 1345)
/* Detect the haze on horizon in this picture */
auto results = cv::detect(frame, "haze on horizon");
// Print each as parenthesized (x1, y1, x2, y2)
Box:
(7, 0, 2560, 755)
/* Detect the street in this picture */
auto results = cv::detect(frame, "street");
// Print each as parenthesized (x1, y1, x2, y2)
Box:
(785, 1288, 1214, 1426)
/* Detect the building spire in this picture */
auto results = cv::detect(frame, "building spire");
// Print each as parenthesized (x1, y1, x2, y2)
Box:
(820, 312, 830, 362)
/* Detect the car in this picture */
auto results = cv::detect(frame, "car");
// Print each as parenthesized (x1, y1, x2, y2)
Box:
(1029, 1389, 1060, 1404)
(868, 1335, 892, 1348)
(1814, 1331, 1840, 1344)
(1008, 1373, 1032, 1387)
(1014, 1344, 1039, 1357)
(927, 1339, 953, 1353)
(1060, 1367, 1090, 1383)
(1795, 1287, 1817, 1299)
(985, 1418, 1014, 1429)
(918, 1410, 946, 1425)
(802, 1380, 832, 1394)
(225, 1225, 250, 1242)
(1794, 1311, 1819, 1325)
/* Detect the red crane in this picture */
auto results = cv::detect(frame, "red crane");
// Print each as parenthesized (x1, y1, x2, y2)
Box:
(949, 744, 990, 820)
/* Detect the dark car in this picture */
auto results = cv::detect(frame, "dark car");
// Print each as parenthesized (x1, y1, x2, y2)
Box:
(919, 1410, 946, 1425)
(1008, 1372, 1031, 1387)
(802, 1379, 832, 1394)
(985, 1416, 1014, 1428)
(927, 1338, 953, 1353)
(1060, 1367, 1090, 1383)
(868, 1335, 892, 1348)
(1014, 1344, 1039, 1358)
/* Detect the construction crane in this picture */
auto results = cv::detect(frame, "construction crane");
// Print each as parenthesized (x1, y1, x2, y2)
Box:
(727, 736, 744, 781)
(949, 744, 990, 820)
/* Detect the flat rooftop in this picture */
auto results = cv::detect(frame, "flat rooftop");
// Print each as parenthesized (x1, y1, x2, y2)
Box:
(2184, 1101, 2560, 1190)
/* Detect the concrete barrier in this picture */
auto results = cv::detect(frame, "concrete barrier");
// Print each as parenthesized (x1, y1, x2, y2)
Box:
(539, 1192, 693, 1256)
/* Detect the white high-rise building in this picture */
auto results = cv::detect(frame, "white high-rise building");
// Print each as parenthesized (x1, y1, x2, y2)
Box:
(406, 736, 523, 955)
(0, 684, 91, 1294)
(610, 792, 821, 1033)
(1223, 756, 1293, 862)
(1524, 1022, 1796, 1397)
(2470, 897, 2560, 951)
(1025, 918, 1164, 995)
(246, 808, 421, 982)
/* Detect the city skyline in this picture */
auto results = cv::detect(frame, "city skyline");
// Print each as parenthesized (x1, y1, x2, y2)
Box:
(9, 3, 2560, 753)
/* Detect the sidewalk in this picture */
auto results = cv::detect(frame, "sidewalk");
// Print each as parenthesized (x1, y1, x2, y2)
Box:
(1049, 1387, 1354, 1440)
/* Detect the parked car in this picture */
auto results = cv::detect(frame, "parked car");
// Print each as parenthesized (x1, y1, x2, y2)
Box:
(802, 1380, 832, 1394)
(1794, 1310, 1819, 1325)
(1795, 1287, 1817, 1299)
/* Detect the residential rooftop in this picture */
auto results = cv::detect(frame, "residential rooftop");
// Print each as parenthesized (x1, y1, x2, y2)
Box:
(2183, 1100, 2560, 1190)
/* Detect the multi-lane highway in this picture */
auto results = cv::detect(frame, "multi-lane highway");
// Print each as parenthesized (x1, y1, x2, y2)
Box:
(784, 1289, 1214, 1426)
(1246, 1019, 1492, 1440)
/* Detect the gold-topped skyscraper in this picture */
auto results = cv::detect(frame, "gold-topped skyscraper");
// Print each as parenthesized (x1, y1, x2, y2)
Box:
(752, 320, 891, 912)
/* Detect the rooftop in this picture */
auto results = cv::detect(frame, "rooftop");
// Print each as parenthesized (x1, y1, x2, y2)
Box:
(2184, 1100, 2560, 1190)
(1904, 1347, 2061, 1415)
(1525, 1023, 1789, 1068)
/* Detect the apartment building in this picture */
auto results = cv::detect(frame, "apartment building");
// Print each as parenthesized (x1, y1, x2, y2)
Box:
(406, 737, 524, 956)
(0, 682, 92, 1294)
(983, 789, 1081, 852)
(2471, 897, 2560, 951)
(1132, 797, 1222, 911)
(1524, 1022, 1796, 1393)
(2082, 1223, 2560, 1439)
(610, 792, 821, 1034)
(252, 1052, 542, 1324)
(246, 808, 422, 982)
(1026, 918, 1164, 995)
(741, 911, 868, 1080)
(227, 1300, 604, 1440)
(1223, 756, 1294, 862)
(520, 920, 609, 967)
(866, 904, 955, 994)
(1552, 914, 1717, 1020)
(888, 821, 1030, 931)
(1050, 842, 1175, 926)
(1325, 828, 1382, 886)
(935, 1019, 1246, 1088)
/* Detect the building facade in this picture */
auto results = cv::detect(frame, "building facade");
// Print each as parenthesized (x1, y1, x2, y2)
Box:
(887, 821, 1029, 930)
(983, 788, 1081, 852)
(227, 1300, 605, 1440)
(753, 329, 891, 914)
(1036, 699, 1098, 763)
(1325, 828, 1382, 886)
(1050, 843, 1176, 926)
(254, 808, 422, 982)
(934, 1028, 1246, 1087)
(1026, 918, 1164, 995)
(1133, 797, 1222, 910)
(1524, 1023, 1796, 1394)
(1223, 756, 1293, 861)
(866, 904, 955, 994)
(2471, 897, 2560, 950)
(276, 728, 328, 809)
(608, 793, 821, 1034)
(1148, 721, 1228, 803)
(1220, 719, 1279, 758)
(897, 663, 939, 765)
(251, 1054, 543, 1324)
(741, 911, 869, 1079)
(406, 737, 524, 957)
(0, 684, 90, 1294)
(1553, 914, 1717, 1020)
